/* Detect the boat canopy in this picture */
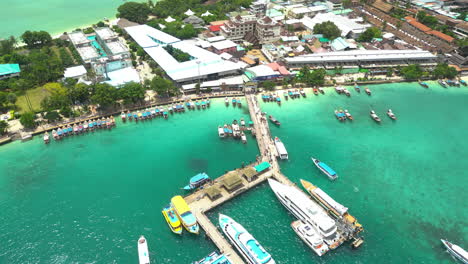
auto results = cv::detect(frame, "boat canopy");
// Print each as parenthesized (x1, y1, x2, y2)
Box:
(254, 162, 271, 173)
(171, 195, 191, 215)
(319, 162, 336, 176)
(190, 173, 209, 184)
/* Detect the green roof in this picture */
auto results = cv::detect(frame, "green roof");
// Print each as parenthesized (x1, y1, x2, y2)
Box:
(0, 64, 20, 76)
(254, 162, 271, 173)
(332, 9, 352, 15)
(319, 38, 330, 43)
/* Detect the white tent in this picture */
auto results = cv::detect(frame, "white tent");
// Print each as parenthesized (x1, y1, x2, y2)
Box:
(201, 11, 213, 17)
(165, 16, 176, 23)
(184, 9, 195, 16)
(158, 24, 166, 29)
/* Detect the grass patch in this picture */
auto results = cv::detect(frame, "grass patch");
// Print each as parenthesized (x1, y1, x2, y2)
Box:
(16, 86, 49, 113)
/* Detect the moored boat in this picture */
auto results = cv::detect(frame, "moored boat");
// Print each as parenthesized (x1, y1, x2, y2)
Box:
(171, 196, 199, 234)
(274, 137, 288, 160)
(269, 115, 281, 126)
(237, 98, 242, 107)
(284, 92, 288, 100)
(232, 98, 236, 106)
(334, 110, 346, 121)
(343, 88, 351, 97)
(460, 79, 467, 86)
(219, 214, 275, 264)
(291, 220, 329, 256)
(370, 110, 381, 123)
(365, 87, 371, 95)
(300, 89, 306, 97)
(162, 205, 183, 235)
(52, 129, 59, 140)
(313, 88, 319, 95)
(438, 79, 448, 88)
(240, 118, 246, 127)
(335, 86, 344, 94)
(183, 172, 210, 190)
(138, 236, 150, 264)
(311, 157, 338, 180)
(354, 83, 361, 92)
(441, 239, 468, 264)
(192, 251, 232, 264)
(419, 81, 429, 88)
(121, 112, 126, 122)
(318, 87, 324, 94)
(218, 126, 226, 138)
(344, 110, 353, 120)
(241, 132, 247, 144)
(43, 132, 50, 144)
(387, 109, 397, 120)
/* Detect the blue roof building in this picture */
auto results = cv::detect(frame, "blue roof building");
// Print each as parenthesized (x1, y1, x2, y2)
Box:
(330, 37, 350, 51)
(0, 64, 20, 80)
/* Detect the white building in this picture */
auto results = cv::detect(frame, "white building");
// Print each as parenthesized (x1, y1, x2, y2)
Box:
(221, 14, 281, 44)
(286, 4, 328, 18)
(301, 12, 371, 38)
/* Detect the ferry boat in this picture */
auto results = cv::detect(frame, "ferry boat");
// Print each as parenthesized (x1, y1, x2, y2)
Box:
(438, 80, 448, 88)
(162, 205, 183, 235)
(370, 110, 381, 123)
(269, 115, 281, 126)
(218, 126, 226, 138)
(291, 220, 329, 256)
(313, 88, 319, 95)
(334, 110, 346, 121)
(344, 110, 353, 120)
(419, 81, 429, 88)
(193, 251, 232, 264)
(441, 239, 468, 264)
(219, 214, 275, 264)
(387, 109, 397, 120)
(354, 83, 361, 92)
(241, 132, 247, 144)
(43, 132, 50, 144)
(137, 236, 150, 264)
(183, 172, 210, 190)
(268, 179, 342, 249)
(365, 87, 371, 95)
(171, 195, 199, 234)
(311, 157, 338, 180)
(274, 137, 288, 160)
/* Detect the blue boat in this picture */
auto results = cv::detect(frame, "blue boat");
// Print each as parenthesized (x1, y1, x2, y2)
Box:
(193, 251, 232, 264)
(419, 81, 429, 88)
(127, 113, 132, 119)
(219, 214, 275, 264)
(183, 173, 210, 190)
(460, 79, 467, 86)
(334, 110, 346, 121)
(447, 80, 455, 86)
(311, 157, 338, 180)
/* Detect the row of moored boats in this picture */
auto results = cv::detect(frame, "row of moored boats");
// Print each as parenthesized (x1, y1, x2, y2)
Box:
(218, 118, 252, 143)
(333, 109, 396, 122)
(43, 117, 116, 143)
(224, 97, 242, 107)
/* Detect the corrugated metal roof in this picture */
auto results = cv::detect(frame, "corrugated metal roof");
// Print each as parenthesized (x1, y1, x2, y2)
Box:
(0, 64, 20, 75)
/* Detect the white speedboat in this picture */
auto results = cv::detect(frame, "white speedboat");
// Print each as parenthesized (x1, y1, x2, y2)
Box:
(441, 239, 468, 264)
(138, 236, 150, 264)
(370, 110, 381, 123)
(219, 214, 275, 264)
(387, 109, 397, 120)
(268, 179, 342, 249)
(291, 220, 329, 256)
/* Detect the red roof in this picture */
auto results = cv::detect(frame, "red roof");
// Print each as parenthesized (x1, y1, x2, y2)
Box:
(428, 30, 454, 43)
(267, 62, 280, 71)
(278, 66, 290, 75)
(209, 25, 222, 32)
(405, 16, 432, 32)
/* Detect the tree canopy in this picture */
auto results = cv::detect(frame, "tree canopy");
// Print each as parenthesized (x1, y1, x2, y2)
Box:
(163, 45, 191, 62)
(0, 120, 8, 135)
(21, 31, 52, 49)
(400, 64, 423, 80)
(416, 11, 438, 29)
(91, 83, 118, 108)
(262, 80, 276, 91)
(432, 63, 458, 79)
(357, 27, 382, 42)
(313, 22, 341, 40)
(20, 112, 36, 129)
(150, 76, 179, 97)
(298, 66, 326, 86)
(118, 82, 146, 104)
(117, 2, 151, 24)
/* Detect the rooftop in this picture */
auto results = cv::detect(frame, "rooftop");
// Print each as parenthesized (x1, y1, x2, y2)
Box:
(211, 39, 237, 50)
(63, 65, 86, 78)
(0, 64, 20, 75)
(68, 31, 90, 45)
(95, 27, 117, 40)
(302, 12, 371, 37)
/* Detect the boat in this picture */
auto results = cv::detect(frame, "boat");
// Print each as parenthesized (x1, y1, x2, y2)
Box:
(438, 80, 448, 88)
(460, 79, 467, 86)
(343, 88, 351, 97)
(284, 92, 288, 100)
(219, 214, 275, 264)
(300, 89, 306, 97)
(240, 118, 246, 127)
(453, 80, 460, 87)
(387, 109, 397, 120)
(335, 86, 344, 94)
(232, 98, 236, 106)
(334, 110, 346, 121)
(344, 110, 353, 120)
(193, 251, 232, 264)
(183, 172, 210, 190)
(276, 96, 281, 105)
(128, 112, 133, 120)
(121, 112, 126, 121)
(365, 87, 371, 95)
(269, 115, 281, 126)
(419, 81, 429, 88)
(196, 101, 201, 109)
(274, 137, 288, 160)
(288, 90, 293, 98)
(171, 195, 199, 234)
(241, 132, 247, 144)
(313, 88, 319, 95)
(218, 126, 226, 138)
(311, 157, 338, 180)
(237, 98, 242, 107)
(268, 179, 342, 249)
(43, 132, 50, 144)
(137, 236, 150, 264)
(441, 239, 468, 264)
(370, 110, 381, 123)
(162, 205, 183, 235)
(354, 83, 361, 92)
(52, 129, 59, 140)
(291, 220, 329, 256)
(318, 87, 324, 94)
(207, 99, 211, 107)
(446, 80, 456, 86)
(73, 124, 79, 134)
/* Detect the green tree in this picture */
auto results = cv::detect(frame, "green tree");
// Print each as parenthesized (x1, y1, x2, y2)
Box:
(119, 82, 146, 104)
(313, 21, 341, 40)
(117, 2, 151, 24)
(0, 120, 8, 134)
(357, 27, 382, 42)
(20, 112, 36, 129)
(195, 83, 201, 94)
(91, 83, 118, 108)
(400, 64, 423, 80)
(21, 30, 52, 49)
(432, 63, 458, 79)
(386, 68, 394, 77)
(44, 111, 61, 122)
(459, 12, 467, 21)
(68, 83, 91, 104)
(0, 36, 16, 56)
(262, 80, 276, 91)
(6, 93, 17, 105)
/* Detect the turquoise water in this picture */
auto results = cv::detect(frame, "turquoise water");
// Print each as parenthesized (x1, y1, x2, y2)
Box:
(0, 0, 145, 38)
(1, 83, 468, 263)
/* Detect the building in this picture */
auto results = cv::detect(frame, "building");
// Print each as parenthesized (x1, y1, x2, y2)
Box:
(125, 25, 244, 84)
(250, 0, 267, 16)
(324, 0, 343, 11)
(221, 14, 257, 42)
(245, 62, 291, 81)
(221, 14, 281, 44)
(183, 15, 205, 28)
(0, 64, 20, 80)
(211, 39, 238, 54)
(301, 12, 371, 38)
(63, 65, 87, 80)
(68, 28, 136, 84)
(285, 50, 437, 69)
(256, 16, 282, 44)
(404, 16, 455, 43)
(286, 4, 327, 19)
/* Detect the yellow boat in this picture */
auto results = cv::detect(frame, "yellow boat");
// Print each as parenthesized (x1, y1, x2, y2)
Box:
(162, 205, 183, 235)
(170, 196, 199, 234)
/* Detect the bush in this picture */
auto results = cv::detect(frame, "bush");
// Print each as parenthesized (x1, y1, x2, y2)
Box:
(20, 112, 36, 129)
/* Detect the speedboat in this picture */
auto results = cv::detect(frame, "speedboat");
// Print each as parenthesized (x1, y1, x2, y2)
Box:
(219, 214, 275, 264)
(274, 137, 288, 160)
(291, 220, 329, 256)
(438, 79, 448, 88)
(43, 132, 50, 144)
(311, 157, 338, 180)
(344, 110, 353, 120)
(365, 87, 371, 95)
(162, 205, 183, 235)
(354, 83, 361, 92)
(387, 109, 397, 120)
(441, 239, 468, 264)
(171, 196, 199, 234)
(193, 251, 232, 264)
(318, 87, 324, 94)
(269, 115, 281, 126)
(241, 132, 247, 144)
(137, 236, 150, 264)
(370, 110, 381, 123)
(183, 173, 210, 190)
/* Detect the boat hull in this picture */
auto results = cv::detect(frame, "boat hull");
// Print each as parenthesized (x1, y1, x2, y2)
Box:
(162, 206, 183, 235)
(311, 158, 337, 180)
